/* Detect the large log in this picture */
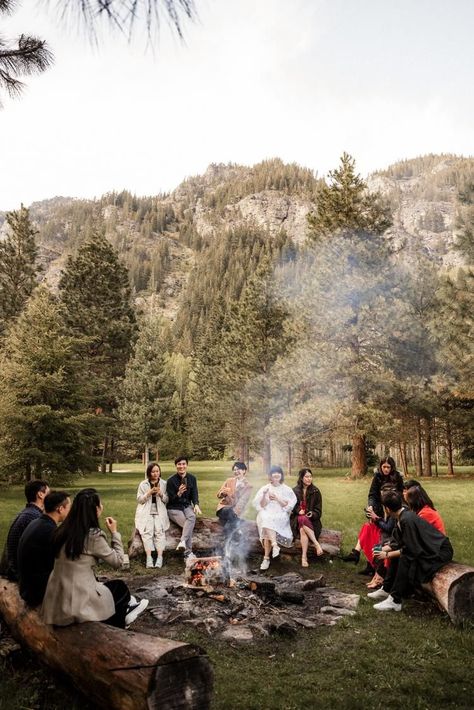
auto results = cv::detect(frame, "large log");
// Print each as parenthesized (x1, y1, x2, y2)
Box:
(128, 518, 342, 559)
(422, 562, 474, 626)
(0, 579, 213, 710)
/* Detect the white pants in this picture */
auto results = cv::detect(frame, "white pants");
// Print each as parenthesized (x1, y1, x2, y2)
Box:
(140, 516, 166, 553)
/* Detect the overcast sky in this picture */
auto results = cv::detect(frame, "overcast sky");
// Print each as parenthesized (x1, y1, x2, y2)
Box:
(0, 0, 473, 211)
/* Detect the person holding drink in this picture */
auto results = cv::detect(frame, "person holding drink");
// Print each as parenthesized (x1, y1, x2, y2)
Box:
(135, 462, 170, 568)
(253, 465, 297, 571)
(166, 456, 201, 558)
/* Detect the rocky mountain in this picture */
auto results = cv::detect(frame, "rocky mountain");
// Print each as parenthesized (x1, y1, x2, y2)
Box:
(0, 154, 471, 328)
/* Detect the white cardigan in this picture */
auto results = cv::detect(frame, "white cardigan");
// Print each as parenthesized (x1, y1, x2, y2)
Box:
(134, 479, 170, 534)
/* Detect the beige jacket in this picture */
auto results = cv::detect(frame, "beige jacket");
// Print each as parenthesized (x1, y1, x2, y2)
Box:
(134, 478, 170, 535)
(41, 529, 124, 626)
(216, 476, 252, 516)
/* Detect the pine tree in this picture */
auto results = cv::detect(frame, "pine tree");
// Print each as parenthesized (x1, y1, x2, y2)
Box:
(118, 313, 171, 465)
(58, 231, 136, 470)
(0, 287, 97, 482)
(308, 152, 392, 240)
(0, 204, 40, 337)
(217, 259, 296, 470)
(303, 155, 396, 477)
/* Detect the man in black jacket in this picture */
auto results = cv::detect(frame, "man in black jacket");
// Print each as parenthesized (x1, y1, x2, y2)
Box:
(1, 480, 50, 581)
(17, 490, 71, 607)
(166, 456, 201, 557)
(369, 490, 453, 611)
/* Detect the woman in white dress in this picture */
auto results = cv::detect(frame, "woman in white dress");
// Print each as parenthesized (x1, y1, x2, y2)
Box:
(253, 465, 297, 571)
(135, 462, 169, 568)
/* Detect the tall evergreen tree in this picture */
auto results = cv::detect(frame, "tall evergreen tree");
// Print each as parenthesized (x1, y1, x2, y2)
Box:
(118, 313, 171, 466)
(217, 259, 295, 470)
(0, 287, 96, 482)
(58, 231, 136, 470)
(305, 154, 395, 477)
(308, 152, 392, 240)
(0, 204, 40, 337)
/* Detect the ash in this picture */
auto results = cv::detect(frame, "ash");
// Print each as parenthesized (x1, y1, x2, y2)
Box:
(128, 570, 360, 643)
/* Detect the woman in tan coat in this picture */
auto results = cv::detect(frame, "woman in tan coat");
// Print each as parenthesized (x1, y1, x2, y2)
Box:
(42, 488, 148, 629)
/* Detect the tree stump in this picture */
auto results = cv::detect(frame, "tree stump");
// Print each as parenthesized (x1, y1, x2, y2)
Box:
(422, 562, 474, 625)
(0, 579, 213, 710)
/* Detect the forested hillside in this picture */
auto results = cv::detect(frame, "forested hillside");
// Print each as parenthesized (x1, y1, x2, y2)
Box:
(0, 154, 472, 479)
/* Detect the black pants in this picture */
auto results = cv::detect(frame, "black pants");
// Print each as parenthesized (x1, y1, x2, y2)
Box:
(383, 541, 453, 603)
(216, 507, 240, 536)
(103, 579, 131, 629)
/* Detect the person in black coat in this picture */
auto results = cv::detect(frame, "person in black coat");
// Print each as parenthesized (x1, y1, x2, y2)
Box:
(17, 491, 71, 607)
(166, 456, 201, 557)
(291, 468, 323, 567)
(369, 490, 453, 611)
(342, 456, 403, 570)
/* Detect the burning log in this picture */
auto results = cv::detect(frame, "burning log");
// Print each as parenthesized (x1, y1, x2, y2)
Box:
(0, 579, 213, 710)
(185, 556, 230, 588)
(128, 519, 342, 558)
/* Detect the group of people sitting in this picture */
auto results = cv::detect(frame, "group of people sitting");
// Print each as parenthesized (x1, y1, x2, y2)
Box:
(342, 456, 453, 611)
(1, 454, 454, 633)
(2, 481, 149, 629)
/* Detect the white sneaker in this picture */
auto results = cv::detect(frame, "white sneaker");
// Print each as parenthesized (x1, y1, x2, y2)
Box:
(146, 556, 154, 568)
(125, 598, 149, 628)
(129, 595, 137, 606)
(373, 595, 402, 612)
(271, 544, 280, 559)
(367, 588, 389, 600)
(176, 540, 186, 551)
(260, 557, 270, 571)
(155, 556, 163, 568)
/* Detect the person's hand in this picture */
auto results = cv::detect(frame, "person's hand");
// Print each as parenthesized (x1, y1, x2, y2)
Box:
(178, 483, 187, 496)
(269, 492, 276, 501)
(367, 509, 378, 521)
(194, 504, 202, 515)
(105, 516, 117, 533)
(299, 509, 305, 515)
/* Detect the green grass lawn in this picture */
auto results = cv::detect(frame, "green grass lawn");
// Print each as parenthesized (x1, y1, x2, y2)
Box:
(1, 462, 473, 710)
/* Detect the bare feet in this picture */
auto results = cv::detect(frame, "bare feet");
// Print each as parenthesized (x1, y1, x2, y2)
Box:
(314, 543, 324, 557)
(301, 557, 309, 568)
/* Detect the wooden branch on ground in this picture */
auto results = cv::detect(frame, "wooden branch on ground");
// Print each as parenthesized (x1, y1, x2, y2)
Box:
(128, 518, 342, 559)
(0, 579, 213, 710)
(422, 562, 474, 626)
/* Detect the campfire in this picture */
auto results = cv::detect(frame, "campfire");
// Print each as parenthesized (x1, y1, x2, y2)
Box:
(185, 555, 231, 587)
(133, 568, 361, 643)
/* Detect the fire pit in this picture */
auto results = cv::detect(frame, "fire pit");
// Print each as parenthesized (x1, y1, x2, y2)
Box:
(185, 555, 231, 587)
(130, 569, 361, 643)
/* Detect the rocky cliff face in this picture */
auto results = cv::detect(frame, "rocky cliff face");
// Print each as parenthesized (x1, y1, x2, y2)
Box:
(0, 154, 470, 321)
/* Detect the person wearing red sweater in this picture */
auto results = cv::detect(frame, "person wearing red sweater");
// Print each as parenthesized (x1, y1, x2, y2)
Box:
(405, 486, 446, 534)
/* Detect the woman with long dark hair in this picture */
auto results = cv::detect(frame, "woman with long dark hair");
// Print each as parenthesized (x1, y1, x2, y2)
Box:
(41, 488, 148, 629)
(342, 457, 403, 577)
(291, 468, 323, 567)
(135, 462, 169, 568)
(405, 484, 446, 533)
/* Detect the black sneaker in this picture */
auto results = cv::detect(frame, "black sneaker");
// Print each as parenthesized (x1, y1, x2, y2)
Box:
(342, 549, 360, 563)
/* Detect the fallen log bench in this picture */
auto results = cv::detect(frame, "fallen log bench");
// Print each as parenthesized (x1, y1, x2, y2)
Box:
(0, 579, 213, 710)
(421, 562, 474, 626)
(129, 517, 342, 559)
